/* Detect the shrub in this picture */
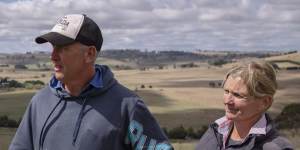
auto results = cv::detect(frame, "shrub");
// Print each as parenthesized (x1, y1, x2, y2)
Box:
(209, 59, 229, 66)
(0, 115, 19, 128)
(162, 127, 168, 136)
(24, 80, 45, 85)
(168, 125, 187, 139)
(158, 65, 164, 70)
(0, 115, 8, 124)
(195, 125, 208, 138)
(186, 127, 198, 138)
(275, 103, 300, 129)
(8, 80, 24, 88)
(209, 81, 216, 88)
(218, 82, 222, 87)
(114, 65, 133, 70)
(14, 64, 27, 69)
(24, 80, 45, 89)
(164, 125, 208, 139)
(180, 62, 198, 68)
(7, 119, 18, 128)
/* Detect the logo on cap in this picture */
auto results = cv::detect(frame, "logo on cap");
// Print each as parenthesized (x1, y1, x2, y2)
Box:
(57, 16, 70, 31)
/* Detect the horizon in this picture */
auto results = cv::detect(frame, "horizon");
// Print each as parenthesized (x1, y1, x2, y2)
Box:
(0, 48, 298, 55)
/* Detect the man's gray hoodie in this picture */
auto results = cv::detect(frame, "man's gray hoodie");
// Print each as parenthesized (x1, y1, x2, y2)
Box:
(9, 65, 173, 150)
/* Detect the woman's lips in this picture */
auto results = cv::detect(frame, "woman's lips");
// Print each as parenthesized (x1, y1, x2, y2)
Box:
(226, 107, 239, 113)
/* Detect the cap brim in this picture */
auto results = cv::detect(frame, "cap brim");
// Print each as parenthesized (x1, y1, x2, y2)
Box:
(35, 32, 75, 46)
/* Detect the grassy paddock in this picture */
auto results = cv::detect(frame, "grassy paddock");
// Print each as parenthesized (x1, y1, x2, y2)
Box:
(172, 140, 197, 150)
(0, 91, 35, 150)
(0, 90, 35, 120)
(0, 128, 16, 150)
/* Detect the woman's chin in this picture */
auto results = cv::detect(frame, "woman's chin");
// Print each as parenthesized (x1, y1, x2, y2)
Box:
(225, 112, 238, 121)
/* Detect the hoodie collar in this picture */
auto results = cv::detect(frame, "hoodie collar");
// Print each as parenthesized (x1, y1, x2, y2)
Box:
(49, 65, 104, 96)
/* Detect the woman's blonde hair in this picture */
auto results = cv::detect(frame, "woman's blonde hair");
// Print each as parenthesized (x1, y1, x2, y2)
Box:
(223, 60, 277, 98)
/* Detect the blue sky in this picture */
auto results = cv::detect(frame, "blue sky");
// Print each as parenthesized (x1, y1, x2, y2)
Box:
(1, 0, 300, 53)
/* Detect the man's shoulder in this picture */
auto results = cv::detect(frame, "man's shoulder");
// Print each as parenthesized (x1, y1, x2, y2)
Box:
(34, 85, 51, 95)
(31, 85, 54, 101)
(107, 81, 138, 99)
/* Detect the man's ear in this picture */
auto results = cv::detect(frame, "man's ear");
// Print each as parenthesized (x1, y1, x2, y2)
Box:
(84, 46, 97, 63)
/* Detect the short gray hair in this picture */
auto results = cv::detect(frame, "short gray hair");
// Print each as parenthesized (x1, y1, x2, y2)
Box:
(223, 60, 277, 98)
(79, 43, 98, 63)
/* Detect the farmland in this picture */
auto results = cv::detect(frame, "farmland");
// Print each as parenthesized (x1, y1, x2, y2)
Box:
(0, 51, 299, 149)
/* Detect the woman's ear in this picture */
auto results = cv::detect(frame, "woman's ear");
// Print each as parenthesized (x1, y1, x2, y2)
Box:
(260, 96, 273, 111)
(85, 46, 97, 63)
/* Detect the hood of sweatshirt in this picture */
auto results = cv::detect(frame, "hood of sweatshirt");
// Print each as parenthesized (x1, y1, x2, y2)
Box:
(39, 64, 117, 149)
(49, 64, 116, 99)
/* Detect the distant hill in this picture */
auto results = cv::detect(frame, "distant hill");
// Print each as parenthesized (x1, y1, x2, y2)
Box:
(266, 51, 300, 62)
(100, 49, 278, 69)
(1, 49, 296, 70)
(95, 57, 138, 70)
(220, 51, 300, 70)
(0, 52, 50, 65)
(265, 52, 300, 69)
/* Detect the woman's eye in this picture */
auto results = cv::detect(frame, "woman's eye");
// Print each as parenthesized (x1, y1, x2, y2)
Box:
(233, 92, 244, 99)
(224, 89, 229, 94)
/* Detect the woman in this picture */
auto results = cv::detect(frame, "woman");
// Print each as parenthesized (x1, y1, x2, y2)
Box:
(196, 60, 293, 150)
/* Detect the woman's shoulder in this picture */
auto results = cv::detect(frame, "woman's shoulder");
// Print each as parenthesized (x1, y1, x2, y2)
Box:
(263, 114, 294, 149)
(195, 123, 221, 150)
(262, 135, 294, 150)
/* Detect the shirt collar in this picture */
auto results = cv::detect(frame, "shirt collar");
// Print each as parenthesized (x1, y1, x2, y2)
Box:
(215, 114, 267, 136)
(89, 67, 103, 88)
(248, 114, 267, 135)
(49, 75, 64, 91)
(214, 114, 267, 148)
(215, 116, 232, 136)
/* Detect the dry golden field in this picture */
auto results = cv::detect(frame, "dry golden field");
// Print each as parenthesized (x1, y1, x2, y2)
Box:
(266, 52, 300, 62)
(114, 65, 300, 126)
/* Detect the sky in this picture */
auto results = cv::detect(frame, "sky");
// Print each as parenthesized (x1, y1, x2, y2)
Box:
(0, 0, 300, 53)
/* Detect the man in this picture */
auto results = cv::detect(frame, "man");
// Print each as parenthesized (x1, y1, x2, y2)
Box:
(9, 14, 173, 150)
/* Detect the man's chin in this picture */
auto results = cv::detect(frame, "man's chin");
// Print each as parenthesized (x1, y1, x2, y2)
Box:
(54, 73, 64, 81)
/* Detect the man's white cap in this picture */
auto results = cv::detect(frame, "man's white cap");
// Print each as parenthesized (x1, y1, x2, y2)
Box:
(35, 14, 103, 51)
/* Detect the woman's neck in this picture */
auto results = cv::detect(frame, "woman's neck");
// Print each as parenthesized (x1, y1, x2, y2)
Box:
(230, 114, 263, 141)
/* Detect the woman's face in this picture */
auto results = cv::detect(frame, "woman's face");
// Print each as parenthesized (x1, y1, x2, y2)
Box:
(223, 76, 267, 122)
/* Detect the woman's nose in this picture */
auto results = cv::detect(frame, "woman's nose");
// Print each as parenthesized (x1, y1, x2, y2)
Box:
(224, 93, 234, 104)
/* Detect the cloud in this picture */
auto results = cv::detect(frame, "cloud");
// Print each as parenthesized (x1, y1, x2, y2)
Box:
(0, 0, 300, 53)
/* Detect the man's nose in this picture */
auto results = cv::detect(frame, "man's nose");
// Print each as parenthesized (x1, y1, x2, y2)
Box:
(51, 48, 59, 61)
